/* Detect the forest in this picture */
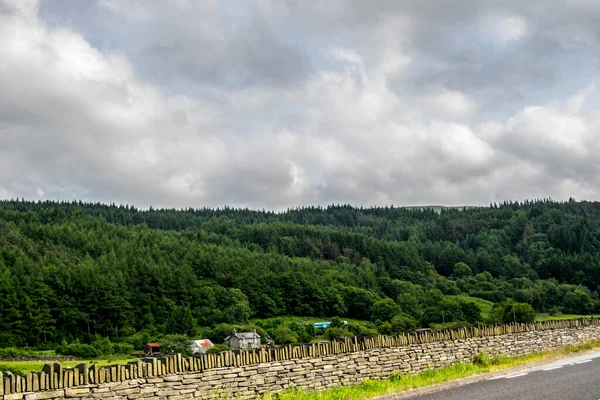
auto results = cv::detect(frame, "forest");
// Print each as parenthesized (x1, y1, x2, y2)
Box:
(1, 198, 600, 353)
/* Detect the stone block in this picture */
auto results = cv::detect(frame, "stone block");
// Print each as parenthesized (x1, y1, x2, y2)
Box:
(115, 388, 140, 396)
(64, 388, 91, 397)
(167, 395, 193, 400)
(156, 390, 181, 397)
(4, 393, 24, 400)
(23, 390, 65, 400)
(163, 376, 183, 382)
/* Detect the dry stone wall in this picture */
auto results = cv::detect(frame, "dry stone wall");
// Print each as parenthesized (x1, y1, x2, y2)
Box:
(3, 319, 600, 400)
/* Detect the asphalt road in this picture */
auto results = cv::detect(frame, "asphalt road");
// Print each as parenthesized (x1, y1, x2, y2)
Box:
(409, 350, 600, 400)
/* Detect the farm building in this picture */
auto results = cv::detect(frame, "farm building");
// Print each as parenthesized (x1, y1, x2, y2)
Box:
(143, 343, 160, 355)
(224, 329, 261, 350)
(190, 339, 214, 354)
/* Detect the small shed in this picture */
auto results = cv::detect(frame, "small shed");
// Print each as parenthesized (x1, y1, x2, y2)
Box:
(224, 329, 261, 350)
(191, 339, 214, 355)
(144, 343, 160, 355)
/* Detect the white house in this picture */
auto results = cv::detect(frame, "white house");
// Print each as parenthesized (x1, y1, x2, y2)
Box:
(190, 339, 214, 355)
(224, 329, 261, 350)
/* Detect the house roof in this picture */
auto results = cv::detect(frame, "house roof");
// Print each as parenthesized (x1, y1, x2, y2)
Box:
(145, 343, 160, 347)
(224, 331, 261, 341)
(192, 339, 214, 348)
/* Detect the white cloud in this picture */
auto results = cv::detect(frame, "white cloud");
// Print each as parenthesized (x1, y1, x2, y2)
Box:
(485, 15, 528, 44)
(504, 98, 591, 159)
(423, 88, 478, 119)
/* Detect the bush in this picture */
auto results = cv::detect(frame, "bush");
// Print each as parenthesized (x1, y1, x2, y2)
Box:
(112, 342, 134, 355)
(272, 324, 298, 345)
(473, 352, 491, 367)
(548, 306, 562, 316)
(0, 364, 24, 375)
(161, 335, 192, 357)
(324, 327, 352, 341)
(377, 321, 392, 335)
(491, 354, 510, 365)
(207, 344, 230, 354)
(0, 347, 32, 358)
(90, 336, 113, 356)
(371, 299, 401, 323)
(389, 372, 404, 382)
(347, 321, 378, 338)
(502, 302, 536, 323)
(390, 314, 418, 334)
(61, 342, 101, 358)
(123, 331, 152, 351)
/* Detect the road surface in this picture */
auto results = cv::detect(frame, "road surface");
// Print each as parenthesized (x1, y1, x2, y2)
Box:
(406, 350, 600, 400)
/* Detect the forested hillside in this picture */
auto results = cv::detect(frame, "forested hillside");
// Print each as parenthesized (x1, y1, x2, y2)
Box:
(1, 199, 600, 349)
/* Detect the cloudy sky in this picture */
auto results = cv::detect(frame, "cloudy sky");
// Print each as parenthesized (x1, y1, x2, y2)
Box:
(1, 0, 599, 210)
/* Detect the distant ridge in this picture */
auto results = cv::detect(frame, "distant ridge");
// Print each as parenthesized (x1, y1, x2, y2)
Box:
(402, 205, 480, 213)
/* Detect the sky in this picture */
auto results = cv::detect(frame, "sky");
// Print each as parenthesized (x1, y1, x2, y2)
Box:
(1, 0, 600, 210)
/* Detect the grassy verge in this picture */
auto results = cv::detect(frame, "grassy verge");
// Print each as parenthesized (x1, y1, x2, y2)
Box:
(0, 356, 138, 374)
(263, 341, 600, 400)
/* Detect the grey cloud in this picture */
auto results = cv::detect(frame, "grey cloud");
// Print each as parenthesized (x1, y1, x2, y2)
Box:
(38, 0, 313, 91)
(2, 0, 600, 209)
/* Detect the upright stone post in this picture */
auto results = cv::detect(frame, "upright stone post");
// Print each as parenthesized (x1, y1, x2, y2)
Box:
(76, 363, 89, 385)
(53, 363, 63, 388)
(42, 364, 54, 389)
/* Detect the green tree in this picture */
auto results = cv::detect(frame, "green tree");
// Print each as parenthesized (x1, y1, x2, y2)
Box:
(390, 314, 417, 334)
(452, 262, 472, 279)
(161, 335, 192, 356)
(272, 324, 298, 345)
(324, 327, 352, 340)
(502, 302, 536, 323)
(371, 298, 401, 322)
(563, 289, 593, 314)
(166, 305, 196, 336)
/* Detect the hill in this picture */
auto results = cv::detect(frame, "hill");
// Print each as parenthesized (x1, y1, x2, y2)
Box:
(0, 198, 599, 349)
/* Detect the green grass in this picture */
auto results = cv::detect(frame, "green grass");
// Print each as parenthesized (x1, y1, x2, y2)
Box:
(536, 314, 600, 321)
(0, 356, 139, 374)
(447, 295, 495, 321)
(262, 341, 600, 400)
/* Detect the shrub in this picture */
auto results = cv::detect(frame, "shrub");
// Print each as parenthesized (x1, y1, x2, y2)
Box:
(112, 342, 134, 355)
(324, 327, 352, 341)
(390, 314, 418, 334)
(502, 302, 536, 323)
(473, 352, 491, 367)
(161, 335, 191, 357)
(0, 364, 24, 375)
(62, 342, 101, 358)
(389, 371, 404, 382)
(491, 354, 510, 365)
(272, 325, 298, 345)
(90, 336, 113, 356)
(207, 344, 230, 354)
(0, 347, 31, 358)
(123, 331, 152, 351)
(347, 321, 378, 338)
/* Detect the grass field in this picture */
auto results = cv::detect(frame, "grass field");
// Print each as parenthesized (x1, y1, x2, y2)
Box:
(447, 294, 495, 321)
(536, 313, 600, 321)
(0, 356, 139, 374)
(262, 340, 600, 399)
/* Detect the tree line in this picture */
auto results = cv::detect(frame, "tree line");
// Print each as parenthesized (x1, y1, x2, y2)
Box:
(0, 198, 599, 350)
